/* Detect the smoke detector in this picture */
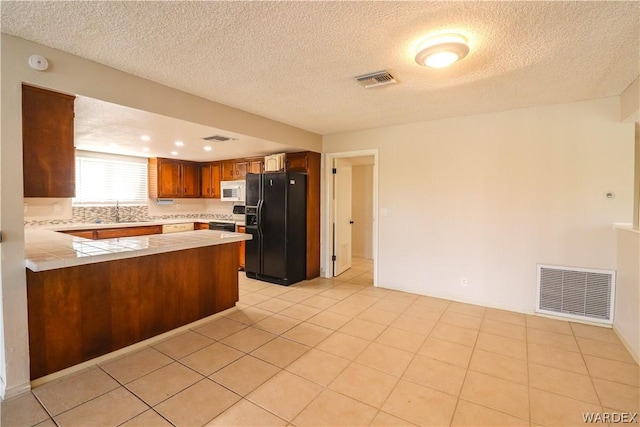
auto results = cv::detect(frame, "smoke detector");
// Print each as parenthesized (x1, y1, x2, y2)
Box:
(355, 70, 397, 88)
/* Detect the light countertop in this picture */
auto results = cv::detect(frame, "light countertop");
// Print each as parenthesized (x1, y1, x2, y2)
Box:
(25, 220, 251, 272)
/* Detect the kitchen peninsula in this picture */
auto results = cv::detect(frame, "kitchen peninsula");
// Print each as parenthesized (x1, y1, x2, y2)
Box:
(25, 221, 251, 380)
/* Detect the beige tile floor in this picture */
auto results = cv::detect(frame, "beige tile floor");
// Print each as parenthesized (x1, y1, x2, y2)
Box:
(3, 258, 639, 426)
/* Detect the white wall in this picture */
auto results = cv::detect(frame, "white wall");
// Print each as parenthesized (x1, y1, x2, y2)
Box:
(23, 198, 73, 221)
(352, 165, 374, 259)
(324, 97, 634, 313)
(614, 227, 640, 362)
(0, 34, 320, 398)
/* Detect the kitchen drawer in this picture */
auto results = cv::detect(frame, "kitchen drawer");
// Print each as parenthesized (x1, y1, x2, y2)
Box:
(94, 225, 163, 239)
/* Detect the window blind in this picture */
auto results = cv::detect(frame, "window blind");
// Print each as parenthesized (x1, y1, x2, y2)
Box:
(74, 151, 148, 205)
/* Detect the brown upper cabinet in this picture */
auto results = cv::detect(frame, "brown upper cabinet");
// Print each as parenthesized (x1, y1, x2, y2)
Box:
(221, 158, 264, 180)
(248, 158, 264, 174)
(201, 162, 222, 198)
(149, 158, 201, 198)
(22, 85, 76, 197)
(285, 152, 310, 172)
(221, 160, 248, 180)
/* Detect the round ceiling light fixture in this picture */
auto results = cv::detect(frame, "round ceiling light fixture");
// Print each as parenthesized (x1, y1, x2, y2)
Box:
(415, 33, 469, 68)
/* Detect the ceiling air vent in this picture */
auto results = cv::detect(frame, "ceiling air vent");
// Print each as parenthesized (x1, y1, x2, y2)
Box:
(202, 135, 236, 142)
(355, 70, 397, 89)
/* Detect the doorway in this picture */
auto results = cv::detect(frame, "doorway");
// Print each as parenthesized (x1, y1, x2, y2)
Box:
(324, 150, 378, 285)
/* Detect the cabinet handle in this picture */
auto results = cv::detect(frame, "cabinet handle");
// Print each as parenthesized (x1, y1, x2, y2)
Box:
(184, 187, 187, 193)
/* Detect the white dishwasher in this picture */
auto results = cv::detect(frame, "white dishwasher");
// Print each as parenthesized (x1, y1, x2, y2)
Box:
(162, 223, 194, 234)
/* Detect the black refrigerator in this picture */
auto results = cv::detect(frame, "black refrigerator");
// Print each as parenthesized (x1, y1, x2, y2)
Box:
(245, 172, 307, 285)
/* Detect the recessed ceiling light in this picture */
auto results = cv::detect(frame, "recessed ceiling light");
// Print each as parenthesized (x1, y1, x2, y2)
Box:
(141, 135, 151, 141)
(110, 143, 118, 148)
(415, 33, 469, 68)
(171, 151, 178, 156)
(175, 141, 184, 147)
(142, 147, 150, 152)
(204, 146, 212, 152)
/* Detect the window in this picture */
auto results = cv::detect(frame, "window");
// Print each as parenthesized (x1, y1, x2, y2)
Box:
(74, 151, 148, 205)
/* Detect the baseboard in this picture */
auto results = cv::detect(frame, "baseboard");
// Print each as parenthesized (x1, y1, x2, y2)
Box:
(613, 324, 640, 365)
(3, 381, 31, 400)
(375, 282, 631, 331)
(352, 252, 371, 259)
(376, 282, 534, 315)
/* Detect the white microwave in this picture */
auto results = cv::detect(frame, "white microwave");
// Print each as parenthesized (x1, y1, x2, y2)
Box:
(220, 180, 245, 202)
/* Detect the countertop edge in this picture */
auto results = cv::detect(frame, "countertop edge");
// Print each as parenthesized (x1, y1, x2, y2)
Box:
(25, 227, 251, 273)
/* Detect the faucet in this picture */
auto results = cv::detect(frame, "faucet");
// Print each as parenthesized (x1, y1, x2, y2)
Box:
(114, 200, 120, 223)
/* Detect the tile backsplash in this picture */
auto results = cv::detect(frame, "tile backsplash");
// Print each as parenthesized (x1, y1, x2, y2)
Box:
(24, 201, 235, 227)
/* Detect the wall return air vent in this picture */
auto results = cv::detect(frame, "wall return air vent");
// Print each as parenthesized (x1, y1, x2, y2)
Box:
(355, 70, 397, 88)
(536, 264, 615, 325)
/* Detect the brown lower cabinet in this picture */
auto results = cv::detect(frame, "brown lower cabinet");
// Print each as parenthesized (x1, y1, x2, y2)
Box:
(237, 225, 246, 270)
(60, 225, 163, 240)
(26, 243, 240, 380)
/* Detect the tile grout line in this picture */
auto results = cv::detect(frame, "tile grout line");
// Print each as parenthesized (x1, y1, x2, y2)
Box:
(26, 263, 636, 427)
(569, 321, 607, 413)
(358, 296, 417, 425)
(207, 277, 372, 425)
(451, 310, 532, 426)
(30, 391, 57, 426)
(365, 297, 451, 426)
(232, 266, 388, 425)
(448, 305, 483, 427)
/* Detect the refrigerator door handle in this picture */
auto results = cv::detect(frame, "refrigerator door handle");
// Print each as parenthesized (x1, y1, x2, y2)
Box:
(257, 199, 264, 234)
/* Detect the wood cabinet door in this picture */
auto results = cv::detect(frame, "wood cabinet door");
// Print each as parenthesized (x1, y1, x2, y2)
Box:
(201, 164, 212, 197)
(200, 163, 220, 198)
(234, 161, 248, 179)
(221, 161, 236, 180)
(211, 163, 221, 198)
(249, 160, 263, 174)
(22, 85, 76, 197)
(286, 153, 308, 172)
(237, 225, 246, 270)
(181, 162, 201, 197)
(157, 160, 182, 197)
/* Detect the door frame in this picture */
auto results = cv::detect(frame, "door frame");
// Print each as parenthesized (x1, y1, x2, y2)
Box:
(332, 157, 353, 277)
(323, 149, 379, 286)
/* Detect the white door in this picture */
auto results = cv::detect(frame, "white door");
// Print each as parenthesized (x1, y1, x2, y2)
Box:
(333, 158, 352, 276)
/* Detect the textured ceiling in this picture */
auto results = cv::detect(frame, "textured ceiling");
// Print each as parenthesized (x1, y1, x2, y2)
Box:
(2, 1, 639, 140)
